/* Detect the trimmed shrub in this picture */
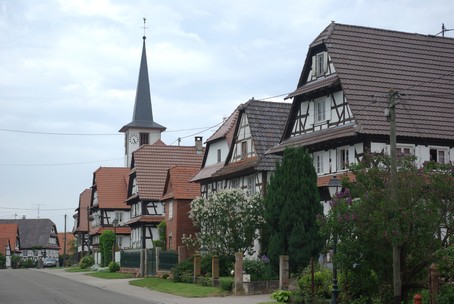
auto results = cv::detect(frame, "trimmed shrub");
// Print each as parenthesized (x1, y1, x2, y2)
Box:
(80, 255, 95, 269)
(0, 253, 6, 269)
(220, 277, 233, 291)
(298, 267, 332, 301)
(243, 256, 276, 281)
(108, 261, 120, 273)
(172, 258, 194, 283)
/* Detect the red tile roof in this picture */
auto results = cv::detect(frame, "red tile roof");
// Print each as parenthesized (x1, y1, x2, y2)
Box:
(126, 215, 165, 225)
(89, 226, 131, 236)
(317, 172, 356, 187)
(161, 166, 201, 201)
(57, 233, 75, 255)
(0, 223, 18, 250)
(132, 142, 204, 200)
(0, 238, 9, 256)
(93, 167, 130, 209)
(75, 188, 91, 233)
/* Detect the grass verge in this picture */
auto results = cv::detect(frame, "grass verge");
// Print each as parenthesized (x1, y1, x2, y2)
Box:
(65, 267, 92, 273)
(86, 272, 134, 279)
(129, 277, 227, 297)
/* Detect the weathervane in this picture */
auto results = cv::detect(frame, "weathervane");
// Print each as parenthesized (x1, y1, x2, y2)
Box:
(142, 17, 147, 39)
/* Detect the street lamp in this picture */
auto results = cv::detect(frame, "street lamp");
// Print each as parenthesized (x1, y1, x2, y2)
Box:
(327, 176, 342, 304)
(112, 218, 118, 262)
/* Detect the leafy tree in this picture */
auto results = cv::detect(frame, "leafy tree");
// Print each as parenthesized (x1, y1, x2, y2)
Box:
(264, 147, 324, 273)
(153, 220, 166, 248)
(189, 189, 264, 256)
(321, 153, 452, 302)
(99, 230, 115, 267)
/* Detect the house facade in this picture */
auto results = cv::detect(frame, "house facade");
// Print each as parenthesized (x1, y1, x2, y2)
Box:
(0, 223, 20, 268)
(199, 99, 291, 198)
(161, 165, 201, 251)
(269, 22, 454, 205)
(89, 167, 131, 255)
(72, 188, 91, 260)
(126, 140, 204, 249)
(0, 219, 60, 260)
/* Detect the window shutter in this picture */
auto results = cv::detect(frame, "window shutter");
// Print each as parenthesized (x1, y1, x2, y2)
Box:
(325, 96, 332, 121)
(311, 56, 316, 78)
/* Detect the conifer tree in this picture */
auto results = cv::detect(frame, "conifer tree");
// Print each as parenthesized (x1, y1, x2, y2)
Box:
(264, 147, 324, 273)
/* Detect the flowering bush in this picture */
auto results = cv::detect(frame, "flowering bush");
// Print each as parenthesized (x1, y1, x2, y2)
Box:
(189, 189, 264, 256)
(243, 255, 276, 281)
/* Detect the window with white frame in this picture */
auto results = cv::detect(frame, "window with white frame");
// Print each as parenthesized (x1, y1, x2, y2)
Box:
(230, 178, 240, 189)
(168, 200, 173, 220)
(315, 52, 326, 77)
(315, 99, 326, 123)
(430, 148, 448, 164)
(338, 147, 350, 171)
(396, 145, 413, 156)
(313, 152, 324, 174)
(247, 175, 256, 195)
(115, 212, 123, 223)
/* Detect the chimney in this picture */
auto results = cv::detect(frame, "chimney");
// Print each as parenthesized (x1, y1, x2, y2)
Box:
(195, 136, 203, 154)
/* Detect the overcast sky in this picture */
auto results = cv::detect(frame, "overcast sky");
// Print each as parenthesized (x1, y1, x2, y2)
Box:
(1, 0, 453, 232)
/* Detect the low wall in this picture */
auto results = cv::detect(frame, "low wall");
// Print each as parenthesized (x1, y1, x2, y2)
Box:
(242, 280, 279, 295)
(120, 267, 141, 277)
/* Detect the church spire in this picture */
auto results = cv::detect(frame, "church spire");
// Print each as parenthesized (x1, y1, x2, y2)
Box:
(119, 22, 166, 132)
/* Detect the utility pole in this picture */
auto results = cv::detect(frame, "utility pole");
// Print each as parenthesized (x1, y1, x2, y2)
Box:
(64, 214, 67, 267)
(388, 89, 401, 304)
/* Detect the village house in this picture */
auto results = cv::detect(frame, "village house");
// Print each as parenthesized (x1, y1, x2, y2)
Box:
(161, 165, 201, 251)
(89, 167, 131, 261)
(0, 219, 60, 261)
(268, 22, 454, 207)
(72, 188, 92, 260)
(0, 223, 20, 268)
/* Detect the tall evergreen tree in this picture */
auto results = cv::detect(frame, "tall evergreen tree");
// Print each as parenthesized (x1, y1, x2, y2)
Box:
(264, 147, 324, 273)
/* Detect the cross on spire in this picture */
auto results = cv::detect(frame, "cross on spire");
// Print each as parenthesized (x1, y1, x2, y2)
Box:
(142, 17, 147, 39)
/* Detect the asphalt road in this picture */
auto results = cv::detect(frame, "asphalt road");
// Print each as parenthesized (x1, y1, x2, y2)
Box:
(0, 269, 159, 304)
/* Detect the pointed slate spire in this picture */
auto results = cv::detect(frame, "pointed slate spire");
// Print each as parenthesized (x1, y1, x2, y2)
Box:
(120, 36, 166, 132)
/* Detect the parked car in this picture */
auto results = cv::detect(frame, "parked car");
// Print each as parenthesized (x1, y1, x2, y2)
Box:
(43, 257, 57, 267)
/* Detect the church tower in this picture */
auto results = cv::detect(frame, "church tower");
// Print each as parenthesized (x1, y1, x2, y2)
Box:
(119, 33, 166, 167)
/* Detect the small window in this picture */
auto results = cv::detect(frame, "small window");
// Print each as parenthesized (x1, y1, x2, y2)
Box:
(316, 53, 325, 76)
(338, 148, 350, 171)
(247, 175, 256, 195)
(168, 201, 173, 220)
(430, 148, 447, 164)
(140, 133, 149, 145)
(396, 146, 413, 156)
(315, 99, 326, 123)
(241, 141, 248, 159)
(231, 178, 240, 189)
(217, 149, 222, 163)
(313, 153, 324, 174)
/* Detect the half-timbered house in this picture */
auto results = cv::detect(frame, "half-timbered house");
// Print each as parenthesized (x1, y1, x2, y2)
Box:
(89, 167, 131, 256)
(126, 139, 204, 249)
(269, 22, 454, 203)
(208, 99, 291, 197)
(72, 188, 91, 260)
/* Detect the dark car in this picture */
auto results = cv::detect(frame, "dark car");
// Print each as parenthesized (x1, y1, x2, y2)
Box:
(43, 257, 58, 267)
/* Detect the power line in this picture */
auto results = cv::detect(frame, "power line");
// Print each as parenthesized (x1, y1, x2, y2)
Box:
(0, 158, 123, 167)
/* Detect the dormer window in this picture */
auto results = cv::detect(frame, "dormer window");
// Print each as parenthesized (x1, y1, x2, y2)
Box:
(314, 52, 328, 77)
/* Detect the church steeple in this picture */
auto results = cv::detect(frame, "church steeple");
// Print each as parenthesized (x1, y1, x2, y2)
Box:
(120, 25, 166, 167)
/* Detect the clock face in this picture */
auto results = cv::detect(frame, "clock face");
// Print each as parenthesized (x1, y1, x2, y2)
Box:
(129, 134, 139, 144)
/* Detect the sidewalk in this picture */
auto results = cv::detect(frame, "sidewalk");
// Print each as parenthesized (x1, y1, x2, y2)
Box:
(39, 268, 273, 304)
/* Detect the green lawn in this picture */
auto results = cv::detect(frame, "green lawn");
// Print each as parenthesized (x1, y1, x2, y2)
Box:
(129, 277, 227, 298)
(86, 272, 134, 279)
(65, 267, 92, 273)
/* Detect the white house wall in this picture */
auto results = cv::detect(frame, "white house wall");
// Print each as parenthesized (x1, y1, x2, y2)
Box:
(205, 140, 229, 166)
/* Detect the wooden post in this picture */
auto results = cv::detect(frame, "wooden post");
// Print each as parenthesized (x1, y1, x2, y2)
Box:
(429, 263, 439, 304)
(413, 294, 422, 304)
(193, 254, 201, 282)
(234, 252, 244, 295)
(279, 255, 290, 290)
(212, 255, 220, 287)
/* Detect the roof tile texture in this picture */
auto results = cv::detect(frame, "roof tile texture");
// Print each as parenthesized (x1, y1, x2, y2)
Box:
(133, 142, 204, 200)
(0, 223, 18, 250)
(315, 23, 454, 140)
(93, 167, 130, 209)
(162, 166, 201, 200)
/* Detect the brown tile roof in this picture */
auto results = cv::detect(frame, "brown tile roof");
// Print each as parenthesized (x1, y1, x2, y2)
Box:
(0, 219, 59, 250)
(74, 188, 91, 233)
(0, 238, 9, 256)
(93, 167, 130, 209)
(89, 226, 131, 236)
(207, 106, 240, 145)
(161, 166, 201, 201)
(190, 162, 224, 182)
(126, 215, 165, 225)
(57, 233, 75, 255)
(287, 74, 340, 99)
(0, 223, 18, 250)
(269, 123, 358, 154)
(301, 23, 454, 141)
(317, 172, 356, 187)
(213, 156, 258, 178)
(132, 142, 204, 200)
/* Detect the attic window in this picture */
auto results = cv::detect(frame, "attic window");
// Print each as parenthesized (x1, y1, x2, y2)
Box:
(315, 52, 328, 77)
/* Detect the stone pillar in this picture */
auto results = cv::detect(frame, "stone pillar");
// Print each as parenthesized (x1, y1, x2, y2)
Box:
(212, 255, 220, 287)
(140, 248, 146, 278)
(234, 252, 244, 295)
(193, 254, 201, 282)
(178, 246, 187, 263)
(429, 263, 439, 304)
(279, 255, 289, 290)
